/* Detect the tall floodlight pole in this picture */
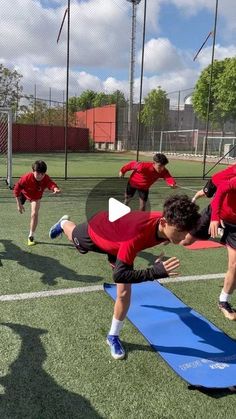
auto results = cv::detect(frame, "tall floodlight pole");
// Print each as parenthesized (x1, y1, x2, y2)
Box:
(57, 0, 71, 180)
(202, 0, 219, 178)
(126, 0, 142, 149)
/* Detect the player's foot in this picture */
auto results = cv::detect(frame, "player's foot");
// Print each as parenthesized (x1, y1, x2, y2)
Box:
(106, 335, 125, 360)
(218, 301, 236, 320)
(49, 215, 70, 239)
(28, 236, 36, 246)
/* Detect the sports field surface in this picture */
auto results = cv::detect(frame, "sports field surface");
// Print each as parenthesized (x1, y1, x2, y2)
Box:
(3, 150, 229, 178)
(0, 153, 236, 418)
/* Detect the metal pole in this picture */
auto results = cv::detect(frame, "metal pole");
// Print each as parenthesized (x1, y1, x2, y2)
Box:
(49, 87, 52, 125)
(136, 0, 147, 161)
(202, 0, 219, 178)
(65, 0, 71, 180)
(127, 1, 141, 150)
(7, 109, 13, 188)
(34, 84, 37, 125)
(128, 2, 135, 148)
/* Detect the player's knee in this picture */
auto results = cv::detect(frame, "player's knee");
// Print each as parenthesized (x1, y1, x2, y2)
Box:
(31, 211, 38, 219)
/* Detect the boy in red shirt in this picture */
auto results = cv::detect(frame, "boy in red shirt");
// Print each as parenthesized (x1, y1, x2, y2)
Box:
(49, 195, 200, 359)
(14, 160, 60, 246)
(119, 153, 176, 211)
(182, 165, 236, 321)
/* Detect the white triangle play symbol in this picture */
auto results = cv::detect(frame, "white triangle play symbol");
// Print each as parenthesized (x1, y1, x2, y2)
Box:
(108, 198, 131, 222)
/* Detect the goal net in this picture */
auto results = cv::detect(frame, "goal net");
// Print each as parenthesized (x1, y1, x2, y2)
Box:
(153, 130, 236, 161)
(0, 108, 12, 188)
(156, 129, 199, 155)
(202, 136, 236, 160)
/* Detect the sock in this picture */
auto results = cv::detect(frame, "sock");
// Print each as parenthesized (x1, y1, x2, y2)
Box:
(219, 290, 231, 303)
(29, 231, 34, 238)
(108, 317, 124, 336)
(60, 219, 68, 230)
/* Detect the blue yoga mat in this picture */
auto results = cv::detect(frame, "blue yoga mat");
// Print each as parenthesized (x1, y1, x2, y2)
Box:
(104, 282, 236, 389)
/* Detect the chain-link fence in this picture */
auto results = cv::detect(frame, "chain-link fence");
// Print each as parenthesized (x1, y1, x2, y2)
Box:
(6, 83, 236, 180)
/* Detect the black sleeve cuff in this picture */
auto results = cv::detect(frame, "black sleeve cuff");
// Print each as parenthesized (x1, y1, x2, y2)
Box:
(113, 259, 168, 284)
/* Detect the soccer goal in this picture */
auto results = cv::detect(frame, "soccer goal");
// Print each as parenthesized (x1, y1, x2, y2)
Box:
(157, 129, 199, 155)
(0, 108, 13, 188)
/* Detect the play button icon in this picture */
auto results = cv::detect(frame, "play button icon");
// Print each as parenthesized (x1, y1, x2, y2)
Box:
(108, 198, 131, 222)
(85, 178, 151, 241)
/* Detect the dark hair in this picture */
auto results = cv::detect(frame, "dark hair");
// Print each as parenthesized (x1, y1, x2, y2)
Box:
(153, 153, 169, 165)
(163, 194, 200, 231)
(32, 160, 47, 173)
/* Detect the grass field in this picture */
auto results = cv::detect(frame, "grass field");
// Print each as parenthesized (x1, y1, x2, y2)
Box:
(0, 154, 236, 418)
(1, 151, 229, 179)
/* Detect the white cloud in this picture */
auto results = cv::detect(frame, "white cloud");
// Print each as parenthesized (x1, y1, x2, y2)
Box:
(167, 0, 236, 35)
(76, 71, 103, 93)
(195, 44, 236, 69)
(166, 0, 213, 15)
(1, 0, 236, 105)
(0, 0, 131, 69)
(138, 38, 184, 73)
(103, 77, 129, 95)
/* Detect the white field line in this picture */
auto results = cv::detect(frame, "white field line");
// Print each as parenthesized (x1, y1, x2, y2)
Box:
(176, 184, 199, 193)
(0, 273, 225, 302)
(157, 185, 200, 192)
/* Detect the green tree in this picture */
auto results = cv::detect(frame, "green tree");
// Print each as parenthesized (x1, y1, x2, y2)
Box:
(92, 92, 108, 107)
(18, 98, 75, 126)
(68, 96, 80, 113)
(192, 58, 236, 128)
(69, 89, 127, 111)
(215, 58, 236, 122)
(76, 90, 97, 111)
(107, 90, 127, 106)
(140, 87, 168, 128)
(0, 64, 24, 110)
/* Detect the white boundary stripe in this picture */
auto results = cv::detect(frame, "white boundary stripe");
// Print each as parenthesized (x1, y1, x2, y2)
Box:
(177, 185, 199, 193)
(0, 285, 103, 302)
(159, 273, 225, 284)
(0, 273, 225, 302)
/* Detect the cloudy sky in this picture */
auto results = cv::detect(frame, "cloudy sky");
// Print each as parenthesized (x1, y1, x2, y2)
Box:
(1, 0, 236, 103)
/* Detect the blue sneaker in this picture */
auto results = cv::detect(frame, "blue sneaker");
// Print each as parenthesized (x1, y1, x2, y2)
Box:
(106, 335, 125, 360)
(49, 215, 69, 239)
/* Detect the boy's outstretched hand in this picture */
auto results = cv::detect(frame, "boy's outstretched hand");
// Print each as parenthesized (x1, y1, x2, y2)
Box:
(119, 171, 124, 178)
(17, 203, 25, 214)
(155, 256, 180, 277)
(52, 187, 61, 194)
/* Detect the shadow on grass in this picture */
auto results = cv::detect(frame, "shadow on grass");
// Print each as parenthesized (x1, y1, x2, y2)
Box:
(139, 251, 170, 266)
(121, 341, 153, 356)
(0, 239, 102, 286)
(188, 384, 236, 398)
(0, 323, 102, 418)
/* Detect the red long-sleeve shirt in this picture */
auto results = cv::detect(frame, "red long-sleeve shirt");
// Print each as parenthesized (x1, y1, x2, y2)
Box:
(211, 176, 236, 223)
(88, 210, 166, 265)
(212, 164, 236, 187)
(13, 172, 58, 201)
(120, 161, 176, 190)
